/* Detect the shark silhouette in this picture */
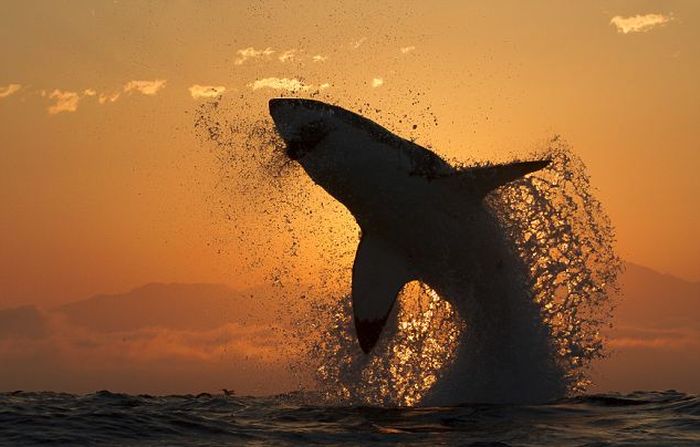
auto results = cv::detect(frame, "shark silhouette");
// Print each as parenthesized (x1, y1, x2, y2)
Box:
(269, 98, 550, 357)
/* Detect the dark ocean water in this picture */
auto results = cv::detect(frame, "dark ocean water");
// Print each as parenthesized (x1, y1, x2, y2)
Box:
(1, 391, 698, 446)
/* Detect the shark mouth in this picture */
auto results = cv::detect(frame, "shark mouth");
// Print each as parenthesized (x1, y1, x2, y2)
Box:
(268, 99, 332, 161)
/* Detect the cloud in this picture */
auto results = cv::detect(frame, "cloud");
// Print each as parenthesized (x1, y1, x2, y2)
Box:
(371, 77, 384, 88)
(400, 46, 416, 54)
(0, 83, 21, 98)
(351, 37, 367, 49)
(608, 326, 700, 350)
(47, 90, 81, 114)
(0, 311, 301, 394)
(235, 47, 274, 65)
(96, 323, 289, 362)
(248, 77, 330, 92)
(609, 336, 698, 349)
(610, 13, 673, 34)
(312, 55, 328, 62)
(83, 89, 96, 96)
(278, 49, 297, 63)
(123, 79, 167, 95)
(98, 92, 120, 104)
(189, 84, 226, 99)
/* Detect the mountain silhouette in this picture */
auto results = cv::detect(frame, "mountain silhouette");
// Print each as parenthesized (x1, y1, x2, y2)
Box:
(0, 263, 698, 393)
(615, 263, 699, 330)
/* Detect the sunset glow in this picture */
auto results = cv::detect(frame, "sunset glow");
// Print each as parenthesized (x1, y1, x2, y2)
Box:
(1, 1, 699, 397)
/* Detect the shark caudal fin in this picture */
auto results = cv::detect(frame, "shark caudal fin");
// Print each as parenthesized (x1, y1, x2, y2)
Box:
(439, 160, 551, 199)
(352, 233, 412, 353)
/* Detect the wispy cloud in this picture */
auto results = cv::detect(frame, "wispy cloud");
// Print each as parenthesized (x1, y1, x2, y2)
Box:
(351, 37, 367, 49)
(609, 336, 698, 349)
(47, 90, 80, 114)
(0, 309, 299, 394)
(235, 46, 332, 64)
(608, 326, 700, 350)
(278, 49, 297, 63)
(189, 84, 226, 99)
(400, 46, 416, 54)
(123, 79, 167, 95)
(0, 83, 21, 98)
(98, 92, 120, 104)
(371, 77, 384, 88)
(235, 47, 275, 65)
(610, 13, 673, 34)
(82, 89, 96, 97)
(248, 77, 330, 92)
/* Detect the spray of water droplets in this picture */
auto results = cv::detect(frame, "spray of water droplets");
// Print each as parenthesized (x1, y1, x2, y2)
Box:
(194, 95, 621, 406)
(491, 137, 622, 393)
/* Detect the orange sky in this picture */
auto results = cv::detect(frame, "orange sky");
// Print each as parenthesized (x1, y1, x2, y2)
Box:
(2, 1, 698, 310)
(1, 1, 699, 394)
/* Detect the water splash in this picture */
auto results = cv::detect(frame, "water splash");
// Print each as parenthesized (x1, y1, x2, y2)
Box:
(491, 138, 622, 393)
(296, 140, 621, 406)
(194, 96, 621, 407)
(311, 282, 462, 407)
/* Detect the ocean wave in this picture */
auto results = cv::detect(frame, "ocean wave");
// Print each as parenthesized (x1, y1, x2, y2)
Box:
(1, 391, 698, 446)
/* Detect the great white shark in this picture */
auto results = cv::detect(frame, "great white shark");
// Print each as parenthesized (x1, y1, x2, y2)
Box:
(269, 98, 561, 403)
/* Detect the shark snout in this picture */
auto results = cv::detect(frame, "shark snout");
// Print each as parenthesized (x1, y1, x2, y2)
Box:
(268, 98, 331, 161)
(268, 98, 313, 131)
(268, 98, 289, 121)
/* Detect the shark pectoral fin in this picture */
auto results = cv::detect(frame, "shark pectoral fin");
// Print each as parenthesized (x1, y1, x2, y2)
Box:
(352, 233, 411, 354)
(444, 159, 551, 198)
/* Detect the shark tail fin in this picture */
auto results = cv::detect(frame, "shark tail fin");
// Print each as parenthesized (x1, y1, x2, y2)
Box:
(442, 159, 551, 198)
(352, 233, 412, 354)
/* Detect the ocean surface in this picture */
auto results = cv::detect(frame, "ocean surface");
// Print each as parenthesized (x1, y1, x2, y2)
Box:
(1, 390, 698, 446)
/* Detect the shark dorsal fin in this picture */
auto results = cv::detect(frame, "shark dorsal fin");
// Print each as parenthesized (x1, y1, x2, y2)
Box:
(439, 160, 550, 198)
(352, 232, 412, 353)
